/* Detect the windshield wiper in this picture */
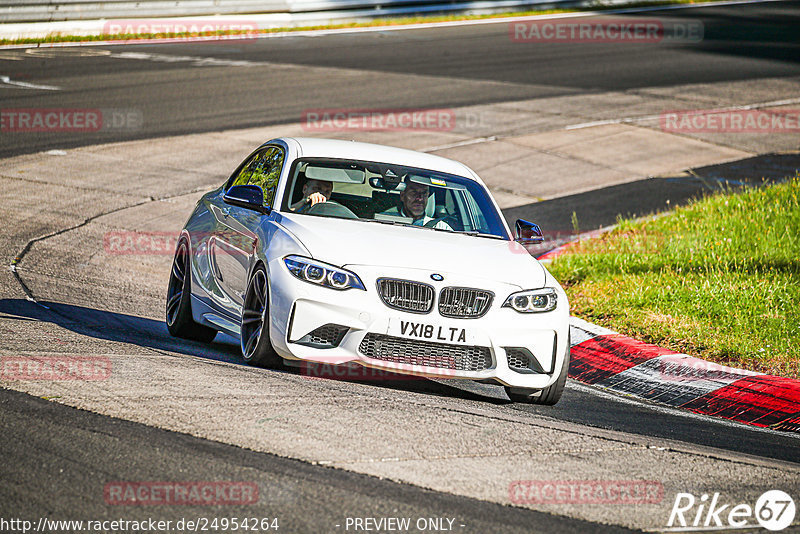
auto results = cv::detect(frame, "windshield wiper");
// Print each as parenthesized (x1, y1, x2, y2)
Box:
(362, 218, 405, 226)
(362, 219, 444, 232)
(457, 230, 505, 240)
(361, 218, 503, 239)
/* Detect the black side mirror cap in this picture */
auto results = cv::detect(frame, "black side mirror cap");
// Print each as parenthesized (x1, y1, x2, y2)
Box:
(515, 219, 544, 244)
(223, 185, 271, 214)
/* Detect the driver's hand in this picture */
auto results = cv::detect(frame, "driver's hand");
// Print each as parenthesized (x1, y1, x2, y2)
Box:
(307, 192, 327, 206)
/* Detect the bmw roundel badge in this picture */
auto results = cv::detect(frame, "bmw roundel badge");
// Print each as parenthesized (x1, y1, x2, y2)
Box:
(431, 273, 444, 281)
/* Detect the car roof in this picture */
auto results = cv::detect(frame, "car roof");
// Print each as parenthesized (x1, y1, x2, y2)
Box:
(277, 137, 481, 182)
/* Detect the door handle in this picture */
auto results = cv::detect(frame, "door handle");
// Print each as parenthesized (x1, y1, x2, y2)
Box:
(221, 207, 230, 218)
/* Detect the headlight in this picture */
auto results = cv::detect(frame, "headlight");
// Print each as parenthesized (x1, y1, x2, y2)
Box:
(283, 255, 365, 291)
(502, 288, 557, 313)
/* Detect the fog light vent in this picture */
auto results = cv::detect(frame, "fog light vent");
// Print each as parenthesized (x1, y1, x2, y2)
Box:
(504, 347, 546, 374)
(296, 324, 348, 349)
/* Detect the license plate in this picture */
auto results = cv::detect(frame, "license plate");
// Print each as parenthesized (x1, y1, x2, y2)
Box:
(388, 318, 471, 345)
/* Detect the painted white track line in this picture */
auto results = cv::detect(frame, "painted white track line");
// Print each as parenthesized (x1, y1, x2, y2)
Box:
(566, 97, 800, 130)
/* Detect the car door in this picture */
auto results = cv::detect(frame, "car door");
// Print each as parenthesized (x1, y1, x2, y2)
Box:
(209, 146, 284, 317)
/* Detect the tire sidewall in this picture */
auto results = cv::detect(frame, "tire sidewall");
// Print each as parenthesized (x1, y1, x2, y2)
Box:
(242, 265, 280, 367)
(166, 241, 192, 333)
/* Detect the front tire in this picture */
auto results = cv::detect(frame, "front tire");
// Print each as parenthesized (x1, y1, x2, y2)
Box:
(240, 265, 282, 368)
(505, 335, 570, 405)
(166, 239, 217, 343)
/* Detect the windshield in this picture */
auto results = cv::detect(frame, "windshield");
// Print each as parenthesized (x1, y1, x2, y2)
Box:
(280, 158, 509, 239)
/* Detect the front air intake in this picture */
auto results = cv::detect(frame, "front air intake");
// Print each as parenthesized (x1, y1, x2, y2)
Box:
(504, 347, 546, 374)
(377, 278, 434, 314)
(295, 324, 349, 349)
(438, 287, 493, 318)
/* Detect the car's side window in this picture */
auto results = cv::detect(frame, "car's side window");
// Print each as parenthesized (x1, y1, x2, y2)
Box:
(229, 146, 285, 207)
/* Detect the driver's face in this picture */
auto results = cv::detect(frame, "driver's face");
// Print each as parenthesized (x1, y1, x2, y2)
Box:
(303, 179, 333, 199)
(401, 182, 429, 218)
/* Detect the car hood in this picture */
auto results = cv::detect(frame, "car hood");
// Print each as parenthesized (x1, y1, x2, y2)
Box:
(278, 214, 546, 289)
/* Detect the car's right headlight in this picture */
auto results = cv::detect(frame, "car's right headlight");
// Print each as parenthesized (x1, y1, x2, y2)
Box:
(283, 255, 365, 291)
(502, 288, 557, 313)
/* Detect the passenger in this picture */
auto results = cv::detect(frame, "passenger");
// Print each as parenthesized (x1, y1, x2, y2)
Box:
(291, 178, 333, 212)
(379, 180, 452, 230)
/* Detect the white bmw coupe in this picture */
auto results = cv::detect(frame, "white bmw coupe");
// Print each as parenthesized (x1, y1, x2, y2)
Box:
(166, 137, 570, 404)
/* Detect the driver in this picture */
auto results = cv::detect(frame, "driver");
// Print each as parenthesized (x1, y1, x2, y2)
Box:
(379, 180, 452, 230)
(291, 178, 333, 212)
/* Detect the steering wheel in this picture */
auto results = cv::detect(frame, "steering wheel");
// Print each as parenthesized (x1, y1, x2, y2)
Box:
(424, 214, 461, 230)
(304, 199, 358, 219)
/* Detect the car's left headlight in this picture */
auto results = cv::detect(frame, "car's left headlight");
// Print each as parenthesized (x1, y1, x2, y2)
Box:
(283, 255, 366, 291)
(502, 288, 557, 313)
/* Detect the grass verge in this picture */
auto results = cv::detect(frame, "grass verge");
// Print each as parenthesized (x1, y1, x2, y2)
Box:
(3, 0, 712, 46)
(549, 174, 800, 378)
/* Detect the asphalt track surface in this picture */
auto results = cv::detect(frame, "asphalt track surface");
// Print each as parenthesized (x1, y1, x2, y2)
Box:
(2, 2, 800, 532)
(2, 387, 635, 534)
(0, 0, 799, 158)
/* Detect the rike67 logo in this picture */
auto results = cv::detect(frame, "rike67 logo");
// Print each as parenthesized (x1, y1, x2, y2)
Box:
(667, 490, 796, 531)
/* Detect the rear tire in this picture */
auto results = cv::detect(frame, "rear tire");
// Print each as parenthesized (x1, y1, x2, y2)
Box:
(505, 335, 570, 405)
(166, 240, 217, 343)
(240, 265, 283, 368)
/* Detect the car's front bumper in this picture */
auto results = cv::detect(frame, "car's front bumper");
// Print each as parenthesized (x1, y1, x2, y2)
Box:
(267, 260, 570, 390)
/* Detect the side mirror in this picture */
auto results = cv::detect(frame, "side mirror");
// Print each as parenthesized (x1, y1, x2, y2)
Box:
(224, 185, 270, 214)
(515, 219, 544, 244)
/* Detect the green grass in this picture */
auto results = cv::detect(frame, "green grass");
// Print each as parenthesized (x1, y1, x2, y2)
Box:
(549, 175, 800, 378)
(1, 0, 712, 46)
